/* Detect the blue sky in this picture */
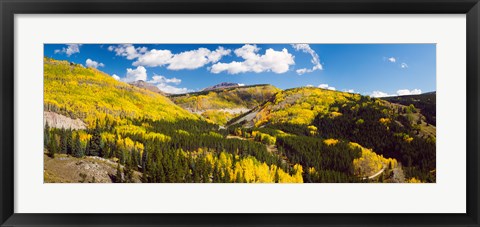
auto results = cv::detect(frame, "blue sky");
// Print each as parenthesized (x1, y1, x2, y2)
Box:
(44, 43, 436, 96)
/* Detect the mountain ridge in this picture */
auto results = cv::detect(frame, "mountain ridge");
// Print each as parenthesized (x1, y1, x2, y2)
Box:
(128, 80, 166, 96)
(202, 82, 242, 91)
(43, 57, 199, 127)
(169, 84, 281, 125)
(43, 57, 436, 183)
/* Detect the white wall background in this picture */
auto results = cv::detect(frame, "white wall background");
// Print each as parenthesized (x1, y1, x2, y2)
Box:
(14, 14, 466, 213)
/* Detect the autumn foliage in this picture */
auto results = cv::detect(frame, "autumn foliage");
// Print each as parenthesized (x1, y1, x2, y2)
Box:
(44, 57, 435, 183)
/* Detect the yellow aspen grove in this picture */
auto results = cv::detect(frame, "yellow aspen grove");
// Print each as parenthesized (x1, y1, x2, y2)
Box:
(134, 142, 144, 156)
(293, 164, 304, 183)
(307, 125, 318, 136)
(44, 58, 199, 126)
(43, 51, 436, 184)
(323, 138, 339, 146)
(351, 142, 399, 178)
(407, 177, 422, 183)
(378, 117, 391, 125)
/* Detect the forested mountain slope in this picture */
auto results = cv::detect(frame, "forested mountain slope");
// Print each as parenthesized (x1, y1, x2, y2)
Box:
(202, 82, 242, 91)
(44, 57, 198, 127)
(43, 58, 302, 183)
(169, 84, 280, 125)
(381, 92, 436, 126)
(228, 87, 436, 182)
(43, 58, 435, 183)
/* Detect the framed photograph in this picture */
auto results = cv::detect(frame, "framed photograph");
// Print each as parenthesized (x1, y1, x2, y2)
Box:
(1, 0, 479, 226)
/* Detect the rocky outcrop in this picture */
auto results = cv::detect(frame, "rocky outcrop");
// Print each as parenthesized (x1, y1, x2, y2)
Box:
(44, 111, 87, 130)
(188, 107, 250, 115)
(44, 154, 142, 183)
(203, 82, 241, 91)
(129, 80, 165, 95)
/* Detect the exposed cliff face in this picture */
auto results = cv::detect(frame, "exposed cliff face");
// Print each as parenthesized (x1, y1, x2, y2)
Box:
(44, 153, 142, 183)
(44, 111, 87, 130)
(202, 82, 241, 91)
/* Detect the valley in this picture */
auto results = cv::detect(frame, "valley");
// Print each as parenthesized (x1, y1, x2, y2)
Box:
(43, 57, 436, 183)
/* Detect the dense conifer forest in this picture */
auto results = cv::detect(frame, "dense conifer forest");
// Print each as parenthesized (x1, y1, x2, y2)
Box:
(43, 58, 435, 183)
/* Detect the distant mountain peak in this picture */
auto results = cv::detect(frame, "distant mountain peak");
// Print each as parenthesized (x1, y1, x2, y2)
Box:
(129, 80, 165, 95)
(203, 82, 243, 91)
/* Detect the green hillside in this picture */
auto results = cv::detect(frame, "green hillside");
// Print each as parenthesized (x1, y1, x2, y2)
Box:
(43, 58, 435, 183)
(170, 84, 280, 125)
(249, 87, 360, 127)
(228, 87, 436, 182)
(44, 57, 198, 127)
(382, 92, 436, 125)
(43, 58, 302, 183)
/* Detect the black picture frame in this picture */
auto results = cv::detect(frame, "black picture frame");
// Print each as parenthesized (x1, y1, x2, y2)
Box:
(1, 0, 479, 226)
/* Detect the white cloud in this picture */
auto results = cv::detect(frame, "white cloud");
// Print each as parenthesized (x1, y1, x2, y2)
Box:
(146, 74, 192, 94)
(85, 59, 105, 68)
(396, 89, 421, 96)
(115, 66, 191, 94)
(133, 49, 174, 67)
(55, 44, 81, 56)
(318, 84, 336, 91)
(305, 84, 314, 87)
(238, 83, 245, 86)
(124, 66, 147, 82)
(156, 83, 192, 94)
(210, 44, 295, 74)
(207, 47, 232, 63)
(344, 89, 355, 93)
(296, 68, 309, 75)
(386, 57, 409, 69)
(110, 45, 231, 70)
(369, 89, 421, 98)
(108, 44, 148, 60)
(211, 61, 245, 74)
(370, 91, 391, 98)
(167, 47, 231, 70)
(148, 74, 181, 85)
(291, 44, 323, 75)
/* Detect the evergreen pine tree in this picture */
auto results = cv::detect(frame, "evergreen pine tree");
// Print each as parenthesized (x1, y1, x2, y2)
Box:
(60, 128, 67, 154)
(44, 122, 50, 148)
(125, 158, 134, 183)
(378, 173, 384, 183)
(192, 164, 200, 183)
(66, 129, 73, 155)
(115, 163, 123, 183)
(131, 148, 138, 169)
(184, 163, 192, 183)
(73, 133, 84, 158)
(235, 172, 242, 183)
(157, 161, 166, 183)
(274, 169, 280, 183)
(212, 163, 219, 183)
(88, 121, 102, 157)
(224, 169, 231, 183)
(148, 160, 157, 183)
(141, 148, 148, 172)
(86, 139, 91, 156)
(48, 132, 57, 158)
